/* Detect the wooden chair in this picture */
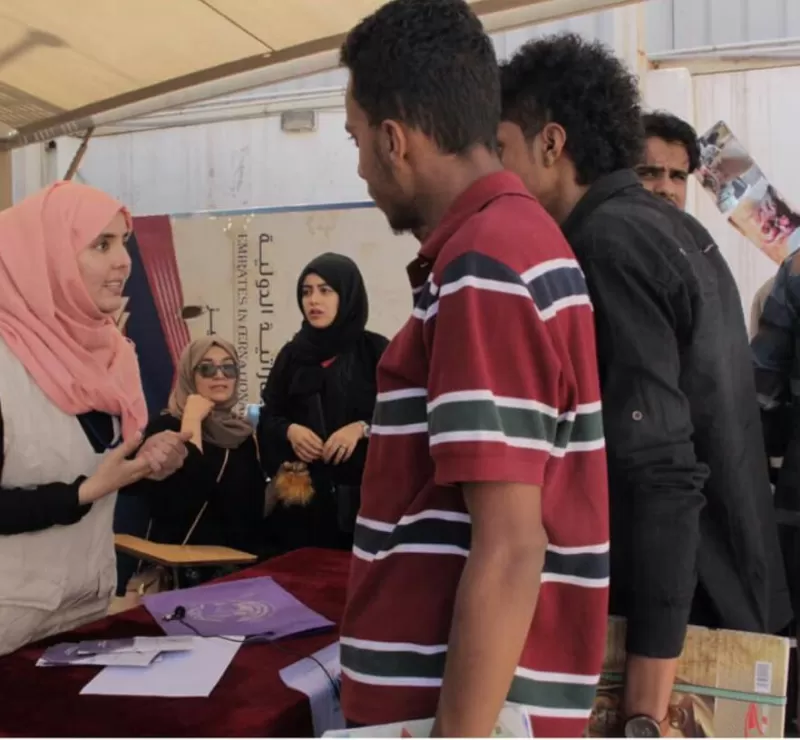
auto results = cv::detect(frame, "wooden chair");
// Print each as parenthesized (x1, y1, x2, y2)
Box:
(114, 533, 257, 593)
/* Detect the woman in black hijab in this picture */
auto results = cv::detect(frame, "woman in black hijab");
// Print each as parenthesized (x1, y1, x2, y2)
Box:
(258, 253, 389, 553)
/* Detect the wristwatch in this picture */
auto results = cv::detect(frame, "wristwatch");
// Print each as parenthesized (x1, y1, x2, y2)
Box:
(623, 715, 663, 738)
(359, 420, 371, 438)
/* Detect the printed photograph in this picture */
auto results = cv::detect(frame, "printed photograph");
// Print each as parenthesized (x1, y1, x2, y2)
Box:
(697, 120, 800, 264)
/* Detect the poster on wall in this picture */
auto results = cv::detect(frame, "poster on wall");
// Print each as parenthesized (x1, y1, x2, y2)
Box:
(697, 120, 800, 264)
(122, 203, 418, 415)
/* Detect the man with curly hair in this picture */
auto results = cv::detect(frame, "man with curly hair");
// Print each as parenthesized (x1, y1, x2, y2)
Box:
(498, 32, 790, 737)
(337, 1, 610, 736)
(636, 111, 700, 210)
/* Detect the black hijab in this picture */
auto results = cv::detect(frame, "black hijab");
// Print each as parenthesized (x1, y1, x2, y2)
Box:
(289, 252, 369, 366)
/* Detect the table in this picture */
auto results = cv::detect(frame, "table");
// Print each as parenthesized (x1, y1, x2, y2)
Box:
(0, 547, 350, 738)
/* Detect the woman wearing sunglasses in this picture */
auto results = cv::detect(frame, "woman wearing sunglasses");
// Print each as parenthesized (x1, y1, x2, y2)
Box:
(258, 253, 388, 554)
(121, 337, 266, 585)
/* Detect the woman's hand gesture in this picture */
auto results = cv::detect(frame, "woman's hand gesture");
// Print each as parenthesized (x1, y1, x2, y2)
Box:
(287, 424, 324, 463)
(78, 433, 153, 504)
(322, 422, 366, 465)
(184, 394, 215, 422)
(136, 430, 192, 480)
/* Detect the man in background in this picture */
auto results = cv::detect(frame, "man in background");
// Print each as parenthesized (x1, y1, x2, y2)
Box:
(636, 112, 778, 339)
(636, 110, 700, 211)
(498, 32, 790, 737)
(752, 275, 777, 337)
(337, 2, 610, 735)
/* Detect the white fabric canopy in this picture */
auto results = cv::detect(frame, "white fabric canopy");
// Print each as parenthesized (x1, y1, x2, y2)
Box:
(0, 0, 638, 149)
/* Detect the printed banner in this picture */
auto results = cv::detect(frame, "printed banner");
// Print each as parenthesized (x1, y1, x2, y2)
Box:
(124, 203, 418, 414)
(697, 121, 800, 264)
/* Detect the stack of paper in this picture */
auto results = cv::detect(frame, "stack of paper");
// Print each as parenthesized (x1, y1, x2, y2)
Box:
(37, 636, 195, 668)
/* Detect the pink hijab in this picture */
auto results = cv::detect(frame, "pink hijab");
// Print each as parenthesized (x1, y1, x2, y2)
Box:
(0, 181, 148, 440)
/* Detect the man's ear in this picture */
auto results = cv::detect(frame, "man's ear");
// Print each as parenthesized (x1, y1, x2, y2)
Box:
(541, 122, 567, 167)
(380, 119, 409, 166)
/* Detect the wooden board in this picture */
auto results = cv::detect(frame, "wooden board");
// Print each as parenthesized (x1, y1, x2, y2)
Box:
(114, 533, 257, 567)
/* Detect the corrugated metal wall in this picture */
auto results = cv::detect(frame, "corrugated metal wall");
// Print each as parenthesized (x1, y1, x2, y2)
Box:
(261, 8, 618, 97)
(265, 0, 800, 95)
(263, 0, 800, 97)
(646, 0, 800, 52)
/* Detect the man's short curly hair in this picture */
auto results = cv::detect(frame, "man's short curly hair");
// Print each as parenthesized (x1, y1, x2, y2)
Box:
(500, 33, 643, 185)
(642, 111, 700, 173)
(340, 0, 500, 155)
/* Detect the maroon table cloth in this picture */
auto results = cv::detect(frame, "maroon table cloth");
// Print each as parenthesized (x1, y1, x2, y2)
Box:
(0, 548, 350, 738)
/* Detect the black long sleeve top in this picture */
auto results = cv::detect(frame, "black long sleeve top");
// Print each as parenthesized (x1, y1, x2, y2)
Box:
(120, 414, 267, 556)
(257, 329, 388, 553)
(0, 404, 116, 535)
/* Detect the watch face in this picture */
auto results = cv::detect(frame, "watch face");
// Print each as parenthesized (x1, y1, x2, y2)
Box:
(624, 716, 661, 738)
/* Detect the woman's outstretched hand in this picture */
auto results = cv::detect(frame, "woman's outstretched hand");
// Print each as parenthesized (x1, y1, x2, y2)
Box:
(78, 433, 151, 504)
(137, 430, 192, 480)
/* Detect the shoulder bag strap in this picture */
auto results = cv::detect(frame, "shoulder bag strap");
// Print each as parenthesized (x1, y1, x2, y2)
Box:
(181, 448, 230, 546)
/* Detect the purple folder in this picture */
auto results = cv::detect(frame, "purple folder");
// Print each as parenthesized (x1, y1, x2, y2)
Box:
(142, 577, 334, 639)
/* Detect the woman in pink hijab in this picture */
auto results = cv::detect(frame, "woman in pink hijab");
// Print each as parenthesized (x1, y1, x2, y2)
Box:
(0, 181, 188, 656)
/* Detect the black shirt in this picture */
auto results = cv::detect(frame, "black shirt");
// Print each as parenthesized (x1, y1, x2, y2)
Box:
(258, 330, 388, 553)
(122, 414, 267, 556)
(0, 405, 116, 535)
(562, 170, 791, 657)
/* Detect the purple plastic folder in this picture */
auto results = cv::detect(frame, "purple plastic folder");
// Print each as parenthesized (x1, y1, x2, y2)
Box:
(142, 577, 334, 639)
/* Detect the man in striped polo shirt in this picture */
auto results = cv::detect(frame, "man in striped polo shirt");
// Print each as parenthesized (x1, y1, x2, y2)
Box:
(338, 1, 610, 736)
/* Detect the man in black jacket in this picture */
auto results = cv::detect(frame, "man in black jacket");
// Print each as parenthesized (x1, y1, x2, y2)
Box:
(496, 32, 791, 735)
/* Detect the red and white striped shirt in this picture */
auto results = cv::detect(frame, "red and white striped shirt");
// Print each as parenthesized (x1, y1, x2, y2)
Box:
(340, 172, 610, 737)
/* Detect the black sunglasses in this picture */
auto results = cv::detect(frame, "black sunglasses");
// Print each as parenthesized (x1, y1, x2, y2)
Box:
(195, 361, 239, 380)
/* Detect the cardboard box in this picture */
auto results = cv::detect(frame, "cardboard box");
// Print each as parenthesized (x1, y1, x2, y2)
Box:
(587, 617, 791, 737)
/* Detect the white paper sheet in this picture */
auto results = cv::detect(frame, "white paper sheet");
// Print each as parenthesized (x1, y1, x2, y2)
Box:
(280, 642, 344, 737)
(80, 636, 241, 698)
(322, 703, 533, 738)
(39, 651, 159, 668)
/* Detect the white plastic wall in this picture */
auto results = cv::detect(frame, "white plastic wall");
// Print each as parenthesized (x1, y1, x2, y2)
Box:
(54, 110, 367, 216)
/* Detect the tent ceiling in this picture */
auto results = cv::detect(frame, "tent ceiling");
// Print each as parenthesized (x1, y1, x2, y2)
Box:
(0, 0, 638, 150)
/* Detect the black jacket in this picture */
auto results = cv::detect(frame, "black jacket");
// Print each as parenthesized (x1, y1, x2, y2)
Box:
(258, 330, 388, 553)
(752, 258, 800, 616)
(562, 170, 791, 657)
(122, 414, 267, 556)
